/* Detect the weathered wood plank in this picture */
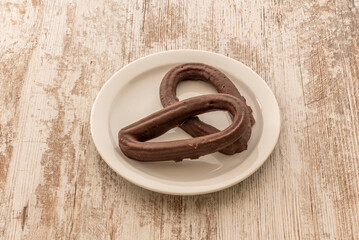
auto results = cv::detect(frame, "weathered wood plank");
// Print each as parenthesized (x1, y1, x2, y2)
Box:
(0, 0, 358, 239)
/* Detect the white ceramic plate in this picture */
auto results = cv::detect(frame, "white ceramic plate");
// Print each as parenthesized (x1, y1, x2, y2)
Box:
(91, 50, 280, 195)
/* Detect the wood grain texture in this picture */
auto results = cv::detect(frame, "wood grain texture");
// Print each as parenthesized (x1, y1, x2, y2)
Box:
(0, 0, 358, 239)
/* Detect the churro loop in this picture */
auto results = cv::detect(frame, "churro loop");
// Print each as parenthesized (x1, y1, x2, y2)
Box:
(160, 63, 255, 154)
(118, 94, 250, 162)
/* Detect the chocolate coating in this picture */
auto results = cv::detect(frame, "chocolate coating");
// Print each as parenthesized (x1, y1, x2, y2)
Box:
(160, 63, 255, 154)
(118, 94, 251, 162)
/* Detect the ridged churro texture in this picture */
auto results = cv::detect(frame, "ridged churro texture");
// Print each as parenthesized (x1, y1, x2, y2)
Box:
(160, 63, 255, 154)
(118, 94, 251, 162)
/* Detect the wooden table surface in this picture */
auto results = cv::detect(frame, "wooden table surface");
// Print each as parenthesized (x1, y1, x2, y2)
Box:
(1, 0, 358, 239)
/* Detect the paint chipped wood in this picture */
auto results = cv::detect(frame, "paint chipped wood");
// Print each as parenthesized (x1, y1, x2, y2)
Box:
(0, 0, 358, 239)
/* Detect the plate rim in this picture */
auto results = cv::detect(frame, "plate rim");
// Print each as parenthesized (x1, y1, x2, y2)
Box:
(91, 49, 281, 195)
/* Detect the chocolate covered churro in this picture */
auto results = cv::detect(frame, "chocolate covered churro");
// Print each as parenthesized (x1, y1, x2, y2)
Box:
(118, 63, 255, 161)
